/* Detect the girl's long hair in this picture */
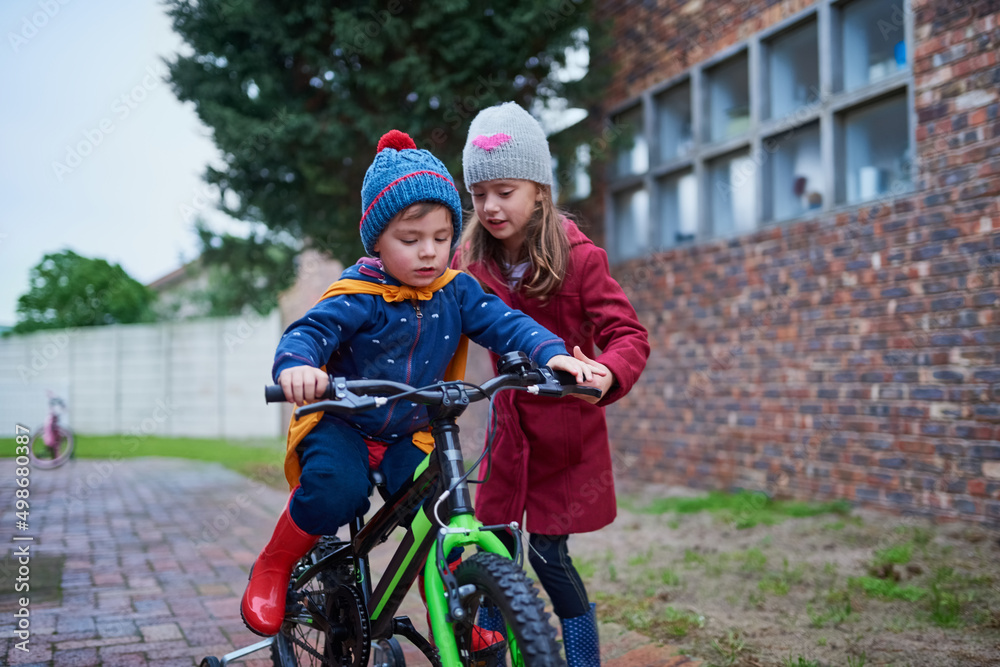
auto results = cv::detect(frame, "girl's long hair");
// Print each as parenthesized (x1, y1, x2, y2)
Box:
(457, 183, 570, 301)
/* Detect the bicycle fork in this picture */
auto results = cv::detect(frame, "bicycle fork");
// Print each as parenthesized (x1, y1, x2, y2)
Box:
(423, 514, 515, 666)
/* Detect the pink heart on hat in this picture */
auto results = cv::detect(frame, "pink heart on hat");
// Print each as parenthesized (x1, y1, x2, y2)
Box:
(472, 133, 513, 151)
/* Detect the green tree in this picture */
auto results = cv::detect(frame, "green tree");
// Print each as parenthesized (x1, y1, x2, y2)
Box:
(192, 222, 299, 316)
(164, 0, 606, 264)
(13, 250, 156, 333)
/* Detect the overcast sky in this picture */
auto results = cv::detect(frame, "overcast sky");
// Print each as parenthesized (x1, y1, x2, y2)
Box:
(0, 0, 230, 327)
(0, 3, 591, 328)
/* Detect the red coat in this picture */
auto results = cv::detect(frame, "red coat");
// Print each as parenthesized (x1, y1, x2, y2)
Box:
(452, 220, 650, 534)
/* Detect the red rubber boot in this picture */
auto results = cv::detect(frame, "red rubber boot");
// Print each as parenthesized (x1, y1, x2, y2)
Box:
(240, 497, 319, 636)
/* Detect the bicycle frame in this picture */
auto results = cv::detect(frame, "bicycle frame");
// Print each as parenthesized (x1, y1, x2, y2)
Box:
(289, 383, 515, 665)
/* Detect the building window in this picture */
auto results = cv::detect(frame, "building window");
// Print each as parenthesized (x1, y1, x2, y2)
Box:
(606, 0, 913, 263)
(655, 80, 693, 162)
(706, 52, 750, 142)
(840, 93, 911, 204)
(767, 122, 823, 221)
(613, 186, 649, 261)
(710, 151, 757, 236)
(657, 170, 698, 247)
(839, 0, 907, 92)
(553, 144, 592, 203)
(613, 105, 648, 178)
(765, 19, 819, 120)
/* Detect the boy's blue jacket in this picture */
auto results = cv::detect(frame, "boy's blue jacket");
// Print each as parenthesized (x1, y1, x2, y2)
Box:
(273, 260, 567, 442)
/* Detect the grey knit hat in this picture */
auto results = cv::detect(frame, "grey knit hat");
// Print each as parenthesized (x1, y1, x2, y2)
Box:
(463, 102, 552, 189)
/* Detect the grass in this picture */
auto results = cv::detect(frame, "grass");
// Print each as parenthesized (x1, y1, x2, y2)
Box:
(1, 435, 287, 487)
(739, 547, 768, 573)
(575, 558, 597, 580)
(928, 567, 965, 628)
(0, 553, 64, 610)
(660, 568, 682, 586)
(707, 629, 747, 667)
(758, 558, 805, 597)
(848, 575, 927, 602)
(628, 548, 653, 567)
(807, 589, 853, 628)
(847, 653, 868, 667)
(623, 491, 850, 529)
(595, 593, 705, 638)
(872, 542, 914, 568)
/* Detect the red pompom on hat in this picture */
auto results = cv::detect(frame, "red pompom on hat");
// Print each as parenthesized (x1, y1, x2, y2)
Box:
(376, 129, 417, 153)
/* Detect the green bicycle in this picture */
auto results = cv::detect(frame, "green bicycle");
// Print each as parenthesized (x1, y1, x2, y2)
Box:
(199, 351, 597, 667)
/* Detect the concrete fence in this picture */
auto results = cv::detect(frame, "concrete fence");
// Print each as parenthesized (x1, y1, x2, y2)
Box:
(1, 311, 284, 440)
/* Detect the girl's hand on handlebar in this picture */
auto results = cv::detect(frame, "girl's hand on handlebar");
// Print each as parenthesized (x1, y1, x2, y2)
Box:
(571, 346, 615, 404)
(278, 366, 329, 406)
(546, 353, 606, 385)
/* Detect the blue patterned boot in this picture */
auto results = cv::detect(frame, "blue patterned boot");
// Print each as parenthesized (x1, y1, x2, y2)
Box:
(477, 600, 507, 636)
(561, 602, 599, 667)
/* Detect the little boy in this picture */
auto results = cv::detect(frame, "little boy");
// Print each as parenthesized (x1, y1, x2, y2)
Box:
(241, 130, 599, 641)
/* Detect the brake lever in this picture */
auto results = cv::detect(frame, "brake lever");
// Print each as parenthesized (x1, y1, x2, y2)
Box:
(293, 377, 379, 417)
(530, 367, 603, 398)
(294, 395, 379, 418)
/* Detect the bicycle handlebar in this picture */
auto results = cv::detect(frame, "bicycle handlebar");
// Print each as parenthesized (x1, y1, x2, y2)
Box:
(264, 353, 602, 417)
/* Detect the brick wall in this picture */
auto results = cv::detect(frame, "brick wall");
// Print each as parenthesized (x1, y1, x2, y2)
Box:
(593, 0, 1000, 523)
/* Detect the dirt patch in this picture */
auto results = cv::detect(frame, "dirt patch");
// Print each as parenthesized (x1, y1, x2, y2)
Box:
(554, 482, 1000, 667)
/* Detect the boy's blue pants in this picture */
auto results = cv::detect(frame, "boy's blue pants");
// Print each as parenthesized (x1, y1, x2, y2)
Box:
(289, 415, 427, 536)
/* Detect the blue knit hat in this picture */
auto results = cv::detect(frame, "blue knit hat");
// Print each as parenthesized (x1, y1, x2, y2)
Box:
(359, 130, 463, 256)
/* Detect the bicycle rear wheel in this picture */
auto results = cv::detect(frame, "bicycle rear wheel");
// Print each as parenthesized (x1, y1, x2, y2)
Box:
(28, 427, 75, 469)
(452, 552, 564, 667)
(271, 542, 370, 667)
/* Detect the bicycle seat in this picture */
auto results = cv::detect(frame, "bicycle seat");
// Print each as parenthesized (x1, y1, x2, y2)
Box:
(370, 469, 387, 488)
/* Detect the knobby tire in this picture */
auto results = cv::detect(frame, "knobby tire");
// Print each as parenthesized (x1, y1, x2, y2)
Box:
(453, 552, 564, 667)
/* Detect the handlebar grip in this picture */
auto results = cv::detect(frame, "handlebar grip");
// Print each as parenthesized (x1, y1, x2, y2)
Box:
(266, 375, 338, 404)
(265, 385, 287, 403)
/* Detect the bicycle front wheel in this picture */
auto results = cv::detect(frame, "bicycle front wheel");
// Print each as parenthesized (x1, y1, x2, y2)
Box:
(28, 427, 75, 469)
(453, 552, 564, 667)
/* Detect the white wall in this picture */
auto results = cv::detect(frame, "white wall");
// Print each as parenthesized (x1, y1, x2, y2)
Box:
(0, 310, 284, 439)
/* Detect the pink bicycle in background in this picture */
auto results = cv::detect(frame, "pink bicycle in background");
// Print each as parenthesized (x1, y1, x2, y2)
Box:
(29, 391, 76, 469)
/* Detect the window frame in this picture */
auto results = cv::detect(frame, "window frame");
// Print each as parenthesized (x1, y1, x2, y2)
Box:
(604, 0, 916, 264)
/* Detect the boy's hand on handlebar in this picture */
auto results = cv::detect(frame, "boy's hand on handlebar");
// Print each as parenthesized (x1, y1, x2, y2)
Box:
(278, 366, 329, 406)
(546, 353, 606, 386)
(571, 346, 615, 404)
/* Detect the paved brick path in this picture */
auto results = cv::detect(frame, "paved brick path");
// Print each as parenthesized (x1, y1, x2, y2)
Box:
(0, 458, 697, 666)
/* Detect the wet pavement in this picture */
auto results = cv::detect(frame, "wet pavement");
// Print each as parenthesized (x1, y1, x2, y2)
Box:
(0, 457, 697, 666)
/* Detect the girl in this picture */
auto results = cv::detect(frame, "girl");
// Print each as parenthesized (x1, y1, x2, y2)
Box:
(453, 102, 650, 667)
